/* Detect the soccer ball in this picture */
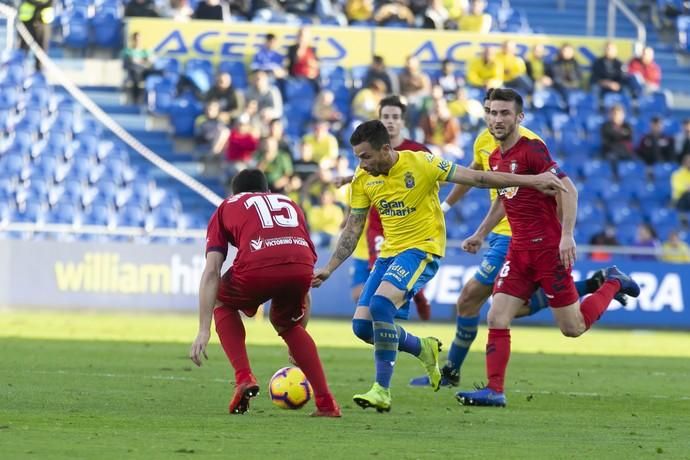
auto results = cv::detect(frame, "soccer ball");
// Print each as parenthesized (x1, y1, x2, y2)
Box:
(268, 366, 312, 410)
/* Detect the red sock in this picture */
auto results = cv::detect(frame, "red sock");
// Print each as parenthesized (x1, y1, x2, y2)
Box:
(580, 279, 620, 330)
(213, 308, 252, 383)
(280, 325, 335, 408)
(486, 328, 511, 393)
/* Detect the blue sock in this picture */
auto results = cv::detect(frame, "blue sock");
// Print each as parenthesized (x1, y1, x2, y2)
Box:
(369, 295, 398, 389)
(446, 315, 479, 372)
(528, 290, 550, 315)
(352, 318, 373, 344)
(574, 280, 588, 297)
(352, 318, 421, 355)
(396, 324, 422, 356)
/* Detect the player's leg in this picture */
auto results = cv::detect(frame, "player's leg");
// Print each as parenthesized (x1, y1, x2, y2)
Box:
(457, 250, 536, 407)
(270, 268, 341, 417)
(214, 269, 262, 414)
(548, 266, 639, 337)
(351, 257, 425, 357)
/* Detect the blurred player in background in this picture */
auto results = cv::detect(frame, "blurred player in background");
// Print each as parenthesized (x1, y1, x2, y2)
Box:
(189, 169, 340, 417)
(313, 120, 566, 412)
(410, 89, 625, 389)
(456, 89, 640, 407)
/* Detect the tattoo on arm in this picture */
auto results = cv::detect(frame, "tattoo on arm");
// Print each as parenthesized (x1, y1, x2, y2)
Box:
(330, 212, 367, 270)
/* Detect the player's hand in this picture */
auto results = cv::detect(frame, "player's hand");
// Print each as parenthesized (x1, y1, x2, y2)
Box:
(311, 268, 331, 288)
(559, 234, 577, 269)
(534, 172, 567, 196)
(333, 176, 353, 188)
(462, 234, 483, 254)
(189, 331, 210, 367)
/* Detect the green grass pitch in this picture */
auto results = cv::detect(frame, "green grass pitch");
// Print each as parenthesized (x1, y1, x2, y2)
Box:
(1, 311, 689, 459)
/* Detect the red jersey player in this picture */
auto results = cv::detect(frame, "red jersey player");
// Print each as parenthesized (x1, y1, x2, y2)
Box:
(456, 89, 640, 407)
(189, 169, 340, 417)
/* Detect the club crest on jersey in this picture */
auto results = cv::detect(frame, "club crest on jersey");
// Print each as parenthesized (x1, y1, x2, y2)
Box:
(510, 161, 518, 173)
(404, 172, 415, 189)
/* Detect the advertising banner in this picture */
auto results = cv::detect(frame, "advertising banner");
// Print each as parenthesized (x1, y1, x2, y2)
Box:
(127, 18, 634, 69)
(126, 18, 373, 67)
(1, 240, 687, 329)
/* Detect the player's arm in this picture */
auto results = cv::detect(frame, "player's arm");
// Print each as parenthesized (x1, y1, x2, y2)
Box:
(447, 166, 567, 195)
(461, 199, 506, 254)
(333, 174, 354, 188)
(441, 159, 483, 212)
(190, 251, 224, 366)
(556, 176, 578, 269)
(312, 209, 368, 287)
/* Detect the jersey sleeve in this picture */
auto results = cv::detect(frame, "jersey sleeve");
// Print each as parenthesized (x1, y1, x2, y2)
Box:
(526, 140, 567, 178)
(205, 205, 229, 258)
(423, 151, 457, 182)
(472, 136, 483, 166)
(349, 172, 370, 214)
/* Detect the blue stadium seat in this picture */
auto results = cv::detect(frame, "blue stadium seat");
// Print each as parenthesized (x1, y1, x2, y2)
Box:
(652, 162, 676, 183)
(169, 94, 203, 138)
(11, 201, 44, 223)
(118, 205, 146, 227)
(83, 203, 112, 226)
(617, 160, 646, 179)
(602, 92, 632, 113)
(154, 57, 181, 77)
(648, 208, 680, 228)
(150, 205, 179, 229)
(582, 159, 614, 181)
(90, 8, 122, 48)
(184, 58, 214, 93)
(285, 78, 316, 106)
(62, 10, 90, 49)
(638, 91, 670, 116)
(609, 205, 642, 227)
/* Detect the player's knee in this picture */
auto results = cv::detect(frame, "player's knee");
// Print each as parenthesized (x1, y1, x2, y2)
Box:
(352, 318, 373, 344)
(559, 322, 585, 337)
(369, 294, 396, 321)
(486, 308, 510, 329)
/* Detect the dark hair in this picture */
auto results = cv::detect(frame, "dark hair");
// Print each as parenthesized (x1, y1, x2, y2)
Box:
(349, 120, 390, 150)
(372, 55, 384, 65)
(231, 169, 269, 194)
(489, 88, 524, 114)
(651, 116, 662, 124)
(266, 33, 276, 41)
(483, 88, 495, 102)
(378, 95, 407, 117)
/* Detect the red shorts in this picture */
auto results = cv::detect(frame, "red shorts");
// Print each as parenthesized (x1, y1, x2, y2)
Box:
(493, 246, 579, 308)
(216, 263, 313, 330)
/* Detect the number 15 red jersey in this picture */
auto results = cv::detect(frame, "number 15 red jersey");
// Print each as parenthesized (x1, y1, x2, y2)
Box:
(206, 192, 317, 272)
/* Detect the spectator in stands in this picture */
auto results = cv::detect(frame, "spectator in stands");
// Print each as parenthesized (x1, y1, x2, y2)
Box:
(287, 27, 320, 87)
(636, 116, 676, 165)
(436, 59, 464, 101)
(193, 0, 230, 20)
(226, 114, 260, 169)
(18, 0, 53, 62)
(444, 0, 467, 23)
(194, 100, 230, 158)
(301, 120, 339, 168)
(312, 90, 344, 131)
(160, 0, 194, 20)
(458, 0, 491, 33)
(422, 0, 450, 29)
(398, 55, 431, 108)
(122, 32, 155, 103)
(525, 43, 553, 92)
(352, 79, 387, 120)
(590, 41, 626, 100)
(373, 0, 415, 26)
(345, 0, 374, 22)
(466, 45, 503, 89)
(205, 72, 242, 124)
(419, 98, 462, 160)
(307, 189, 344, 248)
(496, 39, 532, 95)
(671, 153, 690, 211)
(124, 0, 159, 17)
(632, 222, 660, 261)
(448, 86, 484, 126)
(251, 33, 287, 79)
(363, 55, 397, 94)
(588, 224, 620, 262)
(245, 70, 283, 121)
(676, 119, 690, 160)
(294, 143, 320, 182)
(549, 43, 584, 106)
(256, 133, 294, 193)
(661, 230, 690, 263)
(284, 0, 317, 16)
(601, 104, 634, 167)
(627, 45, 661, 95)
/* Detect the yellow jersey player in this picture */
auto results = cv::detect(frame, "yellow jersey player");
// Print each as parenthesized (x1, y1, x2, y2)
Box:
(311, 120, 566, 412)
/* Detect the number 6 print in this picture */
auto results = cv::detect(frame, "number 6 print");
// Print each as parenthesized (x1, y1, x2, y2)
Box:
(499, 261, 511, 278)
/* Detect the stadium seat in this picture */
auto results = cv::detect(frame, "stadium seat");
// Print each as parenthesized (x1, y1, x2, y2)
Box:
(62, 10, 90, 49)
(609, 205, 643, 227)
(184, 58, 214, 93)
(652, 162, 676, 183)
(90, 8, 122, 48)
(648, 208, 680, 228)
(169, 94, 203, 138)
(582, 159, 614, 181)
